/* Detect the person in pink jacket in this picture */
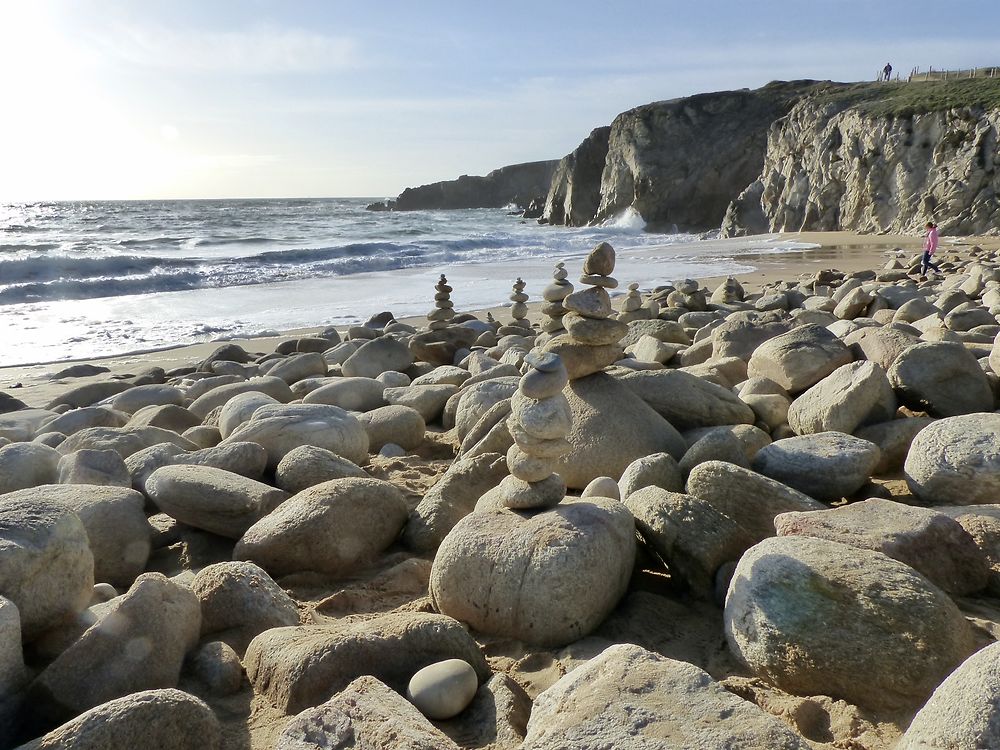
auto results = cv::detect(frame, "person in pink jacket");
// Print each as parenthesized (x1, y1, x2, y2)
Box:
(921, 221, 941, 278)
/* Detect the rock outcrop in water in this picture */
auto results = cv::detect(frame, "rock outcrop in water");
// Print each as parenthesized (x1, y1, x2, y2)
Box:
(542, 126, 611, 227)
(367, 160, 558, 212)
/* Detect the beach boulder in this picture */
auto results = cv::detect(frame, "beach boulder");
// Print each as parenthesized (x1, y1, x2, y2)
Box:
(404, 452, 508, 553)
(56, 448, 130, 487)
(617, 452, 683, 499)
(235, 477, 407, 577)
(0, 409, 59, 443)
(56, 426, 196, 459)
(45, 381, 131, 410)
(302, 376, 385, 412)
(844, 325, 917, 370)
(552, 373, 687, 489)
(854, 416, 935, 474)
(37, 406, 130, 439)
(1, 484, 150, 590)
(358, 404, 425, 451)
(341, 336, 413, 378)
(384, 384, 458, 423)
(273, 445, 369, 494)
(187, 376, 294, 419)
(430, 498, 635, 647)
(747, 324, 852, 393)
(0, 442, 60, 493)
(275, 675, 459, 750)
(124, 404, 202, 434)
(685, 461, 824, 543)
(190, 561, 300, 655)
(725, 536, 975, 710)
(521, 643, 810, 750)
(28, 573, 201, 724)
(454, 378, 520, 442)
(217, 391, 279, 439)
(898, 641, 1000, 750)
(244, 611, 489, 714)
(18, 689, 220, 750)
(711, 314, 790, 360)
(146, 465, 288, 539)
(888, 340, 994, 416)
(409, 326, 480, 366)
(221, 403, 369, 469)
(0, 496, 93, 640)
(786, 360, 896, 435)
(616, 369, 755, 429)
(626, 486, 754, 594)
(751, 432, 880, 502)
(109, 384, 185, 414)
(775, 498, 989, 595)
(905, 413, 1000, 504)
(266, 352, 327, 384)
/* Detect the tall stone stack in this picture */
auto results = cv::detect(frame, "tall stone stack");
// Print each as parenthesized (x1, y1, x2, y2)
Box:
(499, 352, 572, 510)
(498, 278, 531, 336)
(427, 274, 455, 331)
(537, 262, 574, 345)
(541, 242, 627, 379)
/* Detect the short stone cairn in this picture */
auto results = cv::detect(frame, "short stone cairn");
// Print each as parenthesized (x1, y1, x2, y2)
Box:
(497, 278, 531, 336)
(500, 351, 571, 510)
(427, 274, 455, 331)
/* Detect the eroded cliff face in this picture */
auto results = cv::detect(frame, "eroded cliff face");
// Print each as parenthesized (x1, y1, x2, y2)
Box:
(589, 83, 821, 230)
(388, 160, 559, 211)
(723, 102, 1000, 236)
(543, 126, 610, 227)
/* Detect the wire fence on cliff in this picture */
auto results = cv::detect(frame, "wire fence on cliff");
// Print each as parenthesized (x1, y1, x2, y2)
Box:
(906, 66, 1000, 82)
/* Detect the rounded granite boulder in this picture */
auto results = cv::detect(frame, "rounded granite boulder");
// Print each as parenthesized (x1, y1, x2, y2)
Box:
(235, 477, 407, 577)
(725, 535, 975, 711)
(0, 496, 94, 641)
(750, 432, 880, 502)
(904, 413, 1000, 505)
(429, 497, 635, 647)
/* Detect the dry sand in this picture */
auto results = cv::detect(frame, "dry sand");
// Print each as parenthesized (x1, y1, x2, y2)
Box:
(2, 230, 993, 411)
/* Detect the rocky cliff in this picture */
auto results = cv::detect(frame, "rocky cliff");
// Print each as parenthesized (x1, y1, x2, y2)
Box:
(370, 160, 558, 212)
(543, 126, 611, 227)
(722, 84, 1000, 236)
(587, 82, 824, 230)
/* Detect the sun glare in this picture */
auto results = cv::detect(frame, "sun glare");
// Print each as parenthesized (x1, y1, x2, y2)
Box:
(0, 3, 187, 200)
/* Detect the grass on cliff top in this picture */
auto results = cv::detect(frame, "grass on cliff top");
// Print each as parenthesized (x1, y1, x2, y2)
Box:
(809, 77, 1000, 117)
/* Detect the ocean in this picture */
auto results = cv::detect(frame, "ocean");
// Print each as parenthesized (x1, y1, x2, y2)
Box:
(0, 198, 817, 366)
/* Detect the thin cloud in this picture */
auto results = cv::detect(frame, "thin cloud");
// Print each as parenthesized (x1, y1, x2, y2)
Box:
(89, 23, 359, 74)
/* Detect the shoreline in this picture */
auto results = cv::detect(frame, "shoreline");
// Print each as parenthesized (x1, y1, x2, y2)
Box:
(3, 230, 994, 409)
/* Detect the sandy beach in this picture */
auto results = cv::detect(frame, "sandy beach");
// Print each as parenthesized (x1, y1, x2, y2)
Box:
(7, 222, 1000, 749)
(1, 230, 988, 410)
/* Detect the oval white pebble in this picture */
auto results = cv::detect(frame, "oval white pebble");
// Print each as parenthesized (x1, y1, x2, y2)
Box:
(406, 658, 479, 720)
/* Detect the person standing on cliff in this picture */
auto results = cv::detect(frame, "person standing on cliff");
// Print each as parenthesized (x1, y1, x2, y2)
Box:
(883, 62, 893, 81)
(921, 221, 941, 278)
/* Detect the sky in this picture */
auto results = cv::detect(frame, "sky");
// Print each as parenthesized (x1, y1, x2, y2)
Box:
(1, 0, 997, 200)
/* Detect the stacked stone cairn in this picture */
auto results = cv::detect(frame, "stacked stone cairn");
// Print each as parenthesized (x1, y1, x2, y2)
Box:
(497, 278, 531, 337)
(541, 242, 627, 379)
(616, 282, 652, 323)
(427, 274, 455, 331)
(499, 351, 571, 510)
(536, 262, 574, 346)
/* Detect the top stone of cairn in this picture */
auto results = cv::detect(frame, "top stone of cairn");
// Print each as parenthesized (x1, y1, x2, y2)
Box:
(583, 242, 615, 277)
